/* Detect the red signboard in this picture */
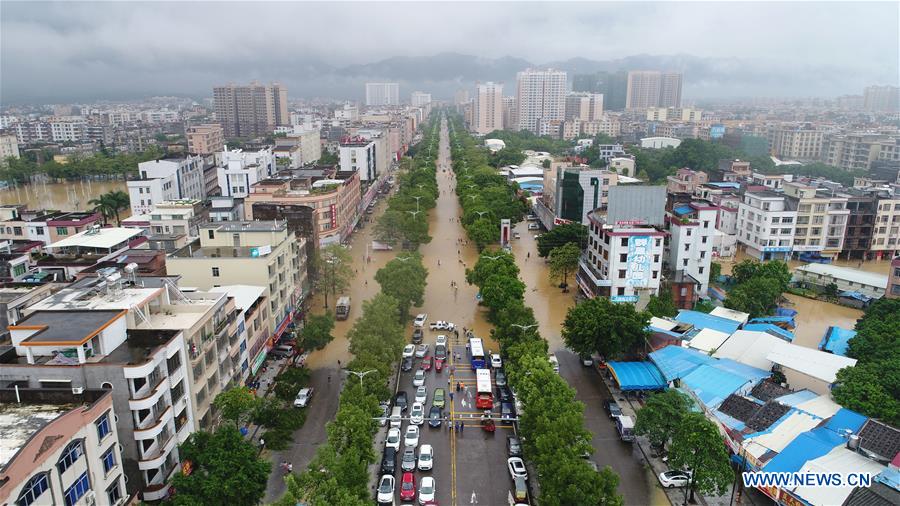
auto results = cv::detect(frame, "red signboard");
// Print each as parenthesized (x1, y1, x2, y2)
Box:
(615, 219, 647, 226)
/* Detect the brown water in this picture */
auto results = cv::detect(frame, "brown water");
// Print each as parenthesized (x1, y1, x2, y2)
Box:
(0, 180, 127, 211)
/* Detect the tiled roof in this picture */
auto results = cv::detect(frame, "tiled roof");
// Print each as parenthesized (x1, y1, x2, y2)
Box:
(745, 401, 791, 432)
(858, 419, 900, 462)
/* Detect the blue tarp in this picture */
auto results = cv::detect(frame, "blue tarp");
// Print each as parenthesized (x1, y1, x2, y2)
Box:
(839, 290, 872, 302)
(818, 326, 857, 357)
(823, 408, 867, 434)
(875, 467, 900, 490)
(744, 323, 795, 342)
(675, 310, 742, 335)
(748, 316, 796, 329)
(606, 361, 667, 391)
(649, 345, 715, 382)
(775, 307, 798, 317)
(682, 365, 751, 408)
(673, 204, 694, 216)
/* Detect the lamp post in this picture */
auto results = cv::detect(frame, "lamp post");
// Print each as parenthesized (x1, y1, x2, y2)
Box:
(346, 369, 377, 389)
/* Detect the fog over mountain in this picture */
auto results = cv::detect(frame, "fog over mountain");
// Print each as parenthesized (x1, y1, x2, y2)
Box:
(1, 1, 897, 104)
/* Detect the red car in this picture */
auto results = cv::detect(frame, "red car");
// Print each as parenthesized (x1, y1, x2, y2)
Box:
(399, 471, 416, 501)
(434, 357, 444, 372)
(420, 355, 432, 371)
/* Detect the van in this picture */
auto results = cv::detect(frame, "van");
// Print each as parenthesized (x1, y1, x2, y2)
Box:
(272, 345, 293, 359)
(335, 296, 351, 320)
(390, 406, 402, 428)
(615, 415, 635, 442)
(380, 447, 397, 476)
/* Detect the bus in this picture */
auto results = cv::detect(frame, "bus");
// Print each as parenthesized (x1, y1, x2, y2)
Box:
(469, 337, 485, 370)
(475, 369, 494, 409)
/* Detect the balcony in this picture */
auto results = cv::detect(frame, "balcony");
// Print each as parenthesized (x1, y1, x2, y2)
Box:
(129, 376, 169, 411)
(133, 405, 173, 440)
(137, 430, 176, 470)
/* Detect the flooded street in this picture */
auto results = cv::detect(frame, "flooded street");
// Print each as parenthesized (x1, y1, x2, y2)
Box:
(0, 180, 127, 211)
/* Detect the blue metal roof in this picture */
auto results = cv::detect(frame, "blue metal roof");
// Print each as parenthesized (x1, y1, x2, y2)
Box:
(818, 326, 857, 357)
(744, 323, 795, 342)
(649, 345, 715, 382)
(607, 361, 667, 391)
(748, 316, 796, 329)
(682, 365, 751, 408)
(675, 310, 742, 335)
(707, 182, 741, 188)
(712, 358, 771, 384)
(673, 204, 694, 216)
(775, 307, 798, 317)
(823, 408, 867, 434)
(839, 290, 872, 302)
(763, 408, 866, 474)
(774, 389, 820, 407)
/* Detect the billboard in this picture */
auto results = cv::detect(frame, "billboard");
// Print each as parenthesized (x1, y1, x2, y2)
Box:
(625, 236, 651, 287)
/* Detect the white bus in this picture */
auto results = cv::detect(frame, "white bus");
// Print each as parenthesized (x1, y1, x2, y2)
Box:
(475, 368, 493, 409)
(469, 337, 485, 370)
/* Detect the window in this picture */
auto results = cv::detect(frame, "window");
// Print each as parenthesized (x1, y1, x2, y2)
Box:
(699, 266, 705, 274)
(618, 269, 626, 279)
(13, 226, 22, 236)
(102, 447, 116, 474)
(64, 472, 90, 506)
(57, 440, 84, 474)
(16, 473, 49, 506)
(107, 481, 123, 504)
(96, 413, 111, 440)
(700, 251, 706, 258)
(212, 267, 220, 277)
(56, 226, 69, 236)
(34, 227, 44, 235)
(619, 254, 627, 262)
(621, 238, 628, 247)
(654, 254, 660, 263)
(617, 287, 625, 296)
(652, 271, 658, 279)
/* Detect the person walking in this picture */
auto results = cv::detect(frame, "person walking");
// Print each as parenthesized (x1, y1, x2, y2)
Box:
(449, 391, 454, 403)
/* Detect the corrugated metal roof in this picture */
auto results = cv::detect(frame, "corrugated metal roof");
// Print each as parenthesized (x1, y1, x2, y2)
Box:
(685, 328, 731, 352)
(795, 263, 888, 289)
(766, 341, 857, 384)
(676, 310, 742, 335)
(606, 361, 667, 391)
(713, 330, 784, 370)
(791, 446, 885, 506)
(649, 345, 715, 381)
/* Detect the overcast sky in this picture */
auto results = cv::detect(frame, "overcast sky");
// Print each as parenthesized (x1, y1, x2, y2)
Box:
(1, 1, 897, 104)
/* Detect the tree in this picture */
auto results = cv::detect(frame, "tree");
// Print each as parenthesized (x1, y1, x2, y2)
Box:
(88, 190, 130, 225)
(466, 217, 499, 251)
(693, 299, 716, 313)
(480, 273, 526, 315)
(347, 294, 405, 369)
(548, 242, 581, 290)
(730, 259, 791, 292)
(725, 276, 783, 318)
(542, 158, 551, 168)
(832, 359, 900, 426)
(316, 244, 354, 309)
(635, 390, 691, 451)
(298, 312, 335, 352)
(562, 297, 650, 359)
(823, 282, 839, 299)
(489, 148, 526, 168)
(536, 223, 588, 257)
(213, 387, 261, 428)
(709, 262, 722, 282)
(171, 427, 270, 506)
(846, 298, 900, 363)
(646, 289, 678, 318)
(668, 412, 734, 503)
(375, 253, 428, 321)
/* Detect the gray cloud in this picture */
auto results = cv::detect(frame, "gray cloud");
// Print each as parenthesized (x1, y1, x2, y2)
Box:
(1, 1, 897, 104)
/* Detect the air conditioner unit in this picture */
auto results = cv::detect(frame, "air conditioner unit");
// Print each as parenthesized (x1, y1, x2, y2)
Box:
(72, 387, 84, 394)
(84, 490, 96, 505)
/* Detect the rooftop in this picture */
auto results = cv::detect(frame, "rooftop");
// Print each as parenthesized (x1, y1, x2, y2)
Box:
(765, 340, 857, 384)
(198, 221, 286, 233)
(209, 285, 266, 311)
(12, 310, 125, 347)
(99, 328, 181, 365)
(795, 263, 888, 289)
(48, 227, 142, 251)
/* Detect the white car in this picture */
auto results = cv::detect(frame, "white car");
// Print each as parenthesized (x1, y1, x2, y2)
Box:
(293, 387, 313, 408)
(528, 223, 540, 230)
(435, 334, 447, 347)
(417, 444, 434, 471)
(418, 476, 436, 504)
(429, 321, 455, 331)
(490, 354, 502, 368)
(402, 344, 416, 359)
(659, 470, 692, 488)
(410, 402, 425, 425)
(548, 354, 560, 373)
(377, 474, 395, 504)
(415, 344, 430, 358)
(404, 425, 420, 448)
(413, 313, 428, 328)
(385, 428, 401, 450)
(415, 386, 428, 404)
(413, 369, 426, 387)
(507, 457, 528, 480)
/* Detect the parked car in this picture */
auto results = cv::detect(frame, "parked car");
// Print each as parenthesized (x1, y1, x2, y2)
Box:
(500, 402, 515, 421)
(401, 356, 414, 372)
(418, 476, 436, 505)
(497, 386, 512, 403)
(432, 388, 446, 408)
(580, 354, 594, 367)
(402, 344, 416, 358)
(404, 425, 420, 448)
(429, 320, 455, 331)
(413, 314, 428, 328)
(417, 444, 434, 471)
(381, 447, 397, 475)
(293, 387, 313, 408)
(394, 391, 408, 412)
(412, 328, 424, 344)
(507, 436, 522, 457)
(435, 334, 447, 346)
(415, 344, 430, 358)
(507, 457, 528, 480)
(490, 354, 503, 368)
(401, 448, 417, 472)
(390, 406, 402, 428)
(379, 402, 391, 426)
(415, 386, 428, 404)
(548, 354, 560, 373)
(420, 355, 432, 371)
(434, 344, 446, 369)
(413, 369, 426, 387)
(513, 476, 528, 502)
(385, 428, 401, 450)
(659, 470, 692, 488)
(528, 223, 540, 230)
(428, 406, 443, 428)
(377, 475, 395, 505)
(494, 369, 507, 387)
(603, 399, 622, 419)
(434, 358, 444, 372)
(400, 472, 416, 501)
(410, 402, 425, 425)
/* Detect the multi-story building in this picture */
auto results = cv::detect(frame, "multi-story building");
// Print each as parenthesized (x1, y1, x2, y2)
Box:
(666, 168, 709, 194)
(213, 82, 289, 138)
(608, 156, 635, 177)
(142, 199, 208, 251)
(625, 71, 662, 110)
(39, 226, 146, 281)
(838, 188, 878, 260)
(0, 388, 127, 506)
(167, 221, 307, 340)
(339, 136, 382, 182)
(766, 124, 824, 160)
(516, 69, 567, 134)
(783, 182, 849, 259)
(186, 124, 225, 155)
(365, 82, 400, 106)
(49, 117, 88, 142)
(127, 156, 206, 214)
(274, 129, 322, 167)
(658, 72, 683, 108)
(501, 96, 517, 133)
(217, 146, 276, 198)
(13, 121, 52, 145)
(410, 91, 432, 107)
(822, 133, 899, 171)
(871, 185, 900, 260)
(886, 256, 900, 299)
(565, 92, 604, 122)
(472, 82, 503, 135)
(581, 115, 621, 138)
(553, 167, 624, 224)
(0, 132, 20, 160)
(665, 200, 718, 298)
(736, 190, 796, 261)
(209, 284, 270, 376)
(863, 85, 899, 112)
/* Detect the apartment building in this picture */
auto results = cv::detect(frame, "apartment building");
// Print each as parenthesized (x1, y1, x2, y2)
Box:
(472, 82, 503, 135)
(554, 167, 624, 224)
(0, 388, 127, 506)
(871, 186, 900, 260)
(140, 200, 208, 252)
(213, 82, 289, 138)
(410, 91, 432, 107)
(665, 201, 718, 297)
(274, 129, 321, 167)
(766, 124, 824, 160)
(581, 115, 621, 138)
(666, 168, 709, 194)
(822, 132, 899, 171)
(167, 221, 307, 340)
(186, 123, 225, 155)
(658, 72, 683, 108)
(565, 92, 604, 122)
(502, 96, 517, 133)
(0, 132, 19, 160)
(365, 83, 400, 106)
(40, 226, 145, 281)
(736, 190, 796, 261)
(209, 284, 270, 376)
(339, 136, 383, 181)
(127, 156, 206, 215)
(886, 257, 900, 299)
(838, 189, 878, 260)
(625, 71, 683, 110)
(516, 69, 567, 134)
(863, 85, 899, 112)
(217, 147, 276, 198)
(783, 182, 849, 259)
(608, 156, 635, 177)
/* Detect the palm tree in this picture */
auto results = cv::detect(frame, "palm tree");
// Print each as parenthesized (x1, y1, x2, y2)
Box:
(108, 190, 130, 225)
(88, 190, 130, 225)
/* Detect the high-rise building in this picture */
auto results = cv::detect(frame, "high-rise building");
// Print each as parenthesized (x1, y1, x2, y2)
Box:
(659, 72, 683, 108)
(502, 97, 517, 132)
(565, 92, 604, 121)
(863, 85, 899, 112)
(472, 82, 503, 134)
(625, 71, 683, 110)
(516, 69, 567, 134)
(186, 123, 225, 155)
(365, 83, 400, 106)
(410, 91, 432, 107)
(213, 82, 288, 138)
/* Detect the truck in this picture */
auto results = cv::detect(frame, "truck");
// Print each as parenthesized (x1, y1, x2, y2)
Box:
(615, 415, 635, 442)
(335, 296, 351, 320)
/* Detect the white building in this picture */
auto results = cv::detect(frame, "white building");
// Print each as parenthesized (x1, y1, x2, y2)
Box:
(410, 91, 432, 107)
(274, 129, 321, 167)
(340, 133, 389, 182)
(609, 157, 635, 177)
(50, 117, 87, 142)
(365, 82, 400, 106)
(640, 136, 682, 149)
(737, 190, 797, 261)
(665, 201, 718, 297)
(0, 133, 20, 160)
(127, 156, 206, 215)
(516, 69, 567, 134)
(473, 82, 504, 135)
(217, 147, 275, 198)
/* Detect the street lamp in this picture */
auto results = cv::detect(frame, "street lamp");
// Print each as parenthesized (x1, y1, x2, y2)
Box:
(346, 369, 377, 388)
(406, 210, 423, 219)
(511, 323, 538, 332)
(412, 195, 423, 212)
(474, 211, 489, 219)
(482, 254, 504, 261)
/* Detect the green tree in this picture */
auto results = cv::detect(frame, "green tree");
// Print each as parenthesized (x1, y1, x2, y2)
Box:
(725, 276, 783, 318)
(832, 359, 900, 426)
(171, 427, 270, 506)
(731, 259, 791, 292)
(489, 148, 526, 168)
(315, 244, 354, 309)
(846, 298, 900, 363)
(88, 190, 130, 226)
(480, 273, 526, 315)
(823, 282, 839, 299)
(693, 299, 716, 313)
(710, 262, 722, 282)
(212, 387, 260, 428)
(635, 390, 691, 451)
(646, 289, 678, 318)
(347, 294, 405, 369)
(467, 217, 499, 251)
(298, 312, 335, 352)
(375, 253, 428, 321)
(562, 297, 650, 359)
(537, 223, 588, 257)
(668, 412, 734, 503)
(548, 242, 581, 290)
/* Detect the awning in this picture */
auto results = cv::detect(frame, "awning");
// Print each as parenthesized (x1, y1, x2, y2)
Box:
(607, 361, 667, 391)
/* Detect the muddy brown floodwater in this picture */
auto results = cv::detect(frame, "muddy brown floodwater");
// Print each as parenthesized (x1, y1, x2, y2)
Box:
(0, 180, 129, 212)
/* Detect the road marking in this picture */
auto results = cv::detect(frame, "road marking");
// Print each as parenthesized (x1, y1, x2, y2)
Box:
(470, 490, 478, 504)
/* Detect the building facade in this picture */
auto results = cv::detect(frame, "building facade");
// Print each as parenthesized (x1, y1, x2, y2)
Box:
(365, 83, 400, 106)
(186, 124, 225, 155)
(565, 93, 604, 122)
(736, 190, 796, 260)
(473, 82, 503, 135)
(516, 69, 567, 134)
(213, 82, 288, 138)
(127, 156, 206, 215)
